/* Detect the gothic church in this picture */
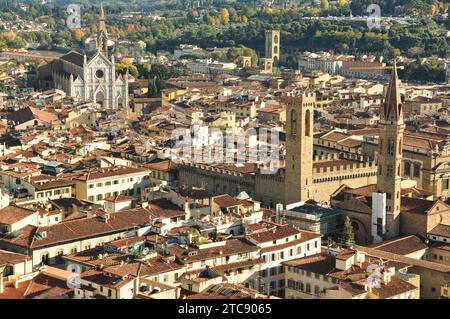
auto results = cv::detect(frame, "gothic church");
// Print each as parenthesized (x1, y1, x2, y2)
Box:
(36, 4, 128, 109)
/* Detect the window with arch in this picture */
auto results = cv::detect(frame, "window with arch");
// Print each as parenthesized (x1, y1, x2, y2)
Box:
(290, 110, 298, 135)
(413, 163, 421, 177)
(274, 45, 278, 55)
(388, 139, 395, 156)
(387, 165, 393, 177)
(305, 109, 311, 137)
(398, 138, 402, 155)
(274, 35, 279, 44)
(403, 161, 411, 176)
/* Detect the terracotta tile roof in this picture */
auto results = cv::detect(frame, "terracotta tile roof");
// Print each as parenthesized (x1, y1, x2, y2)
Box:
(400, 197, 444, 215)
(143, 159, 177, 172)
(7, 106, 58, 125)
(104, 194, 133, 203)
(167, 238, 258, 264)
(147, 198, 182, 211)
(338, 275, 417, 299)
(213, 194, 241, 208)
(24, 273, 74, 299)
(0, 280, 30, 299)
(32, 179, 75, 191)
(3, 208, 155, 249)
(355, 245, 450, 273)
(284, 252, 336, 275)
(185, 283, 269, 299)
(0, 249, 30, 265)
(247, 224, 302, 244)
(0, 205, 36, 225)
(321, 132, 349, 142)
(60, 50, 84, 67)
(368, 235, 429, 256)
(74, 166, 150, 181)
(428, 224, 450, 238)
(338, 138, 362, 148)
(80, 269, 134, 289)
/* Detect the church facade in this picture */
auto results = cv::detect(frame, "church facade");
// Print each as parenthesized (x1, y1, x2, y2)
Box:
(36, 5, 128, 109)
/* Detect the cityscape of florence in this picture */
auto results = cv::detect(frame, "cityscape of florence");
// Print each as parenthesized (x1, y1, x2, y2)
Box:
(0, 0, 448, 308)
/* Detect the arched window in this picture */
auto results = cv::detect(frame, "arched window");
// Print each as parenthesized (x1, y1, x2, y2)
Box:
(388, 139, 394, 156)
(274, 35, 279, 44)
(398, 138, 402, 155)
(291, 110, 298, 135)
(305, 109, 311, 137)
(274, 45, 278, 55)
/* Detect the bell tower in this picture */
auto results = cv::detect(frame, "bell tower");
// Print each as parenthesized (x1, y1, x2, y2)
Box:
(284, 92, 315, 204)
(97, 3, 109, 58)
(376, 64, 404, 239)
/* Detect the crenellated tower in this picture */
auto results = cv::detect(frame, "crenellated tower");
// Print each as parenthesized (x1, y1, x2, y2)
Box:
(284, 91, 315, 204)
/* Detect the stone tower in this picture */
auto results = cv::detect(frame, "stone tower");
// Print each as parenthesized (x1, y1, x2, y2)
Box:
(97, 3, 109, 58)
(265, 30, 280, 66)
(284, 92, 315, 204)
(376, 64, 404, 239)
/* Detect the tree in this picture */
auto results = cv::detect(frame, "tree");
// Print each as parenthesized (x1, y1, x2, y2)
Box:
(115, 63, 138, 78)
(321, 0, 330, 10)
(220, 8, 230, 24)
(147, 76, 159, 97)
(71, 28, 85, 42)
(209, 230, 218, 242)
(342, 216, 356, 248)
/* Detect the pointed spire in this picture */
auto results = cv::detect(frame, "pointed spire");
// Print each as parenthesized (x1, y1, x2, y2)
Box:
(100, 3, 105, 19)
(382, 61, 402, 123)
(99, 3, 107, 32)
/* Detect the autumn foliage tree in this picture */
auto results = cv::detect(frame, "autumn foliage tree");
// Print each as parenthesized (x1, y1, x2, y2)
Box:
(71, 28, 85, 42)
(219, 8, 230, 24)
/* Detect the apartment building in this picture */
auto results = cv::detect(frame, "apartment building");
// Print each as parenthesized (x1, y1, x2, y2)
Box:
(0, 207, 155, 267)
(245, 222, 321, 297)
(284, 249, 419, 299)
(73, 166, 151, 204)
